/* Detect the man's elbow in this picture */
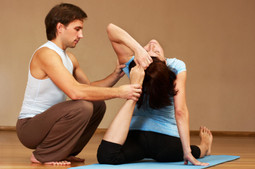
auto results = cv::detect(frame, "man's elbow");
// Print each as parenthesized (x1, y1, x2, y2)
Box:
(67, 90, 83, 100)
(68, 93, 79, 100)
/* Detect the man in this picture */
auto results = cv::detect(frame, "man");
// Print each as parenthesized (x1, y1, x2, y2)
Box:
(16, 3, 149, 165)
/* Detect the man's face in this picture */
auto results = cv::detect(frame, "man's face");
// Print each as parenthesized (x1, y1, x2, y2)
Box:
(144, 39, 165, 61)
(61, 19, 84, 48)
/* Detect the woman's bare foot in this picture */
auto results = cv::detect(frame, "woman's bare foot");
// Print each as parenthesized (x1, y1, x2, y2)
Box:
(198, 126, 213, 157)
(66, 156, 85, 162)
(30, 153, 71, 165)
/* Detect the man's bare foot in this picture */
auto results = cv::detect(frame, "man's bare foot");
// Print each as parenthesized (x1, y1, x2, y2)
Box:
(30, 153, 41, 164)
(30, 153, 71, 165)
(198, 126, 213, 157)
(66, 156, 85, 162)
(44, 161, 71, 166)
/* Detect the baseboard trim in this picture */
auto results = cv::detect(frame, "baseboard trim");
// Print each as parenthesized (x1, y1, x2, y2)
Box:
(190, 130, 255, 137)
(95, 128, 107, 133)
(1, 126, 254, 137)
(0, 126, 16, 131)
(97, 129, 255, 137)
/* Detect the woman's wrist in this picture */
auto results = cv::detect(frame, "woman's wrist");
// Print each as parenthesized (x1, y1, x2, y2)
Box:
(183, 148, 192, 156)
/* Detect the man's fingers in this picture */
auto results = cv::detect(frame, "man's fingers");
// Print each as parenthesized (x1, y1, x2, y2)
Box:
(129, 84, 142, 101)
(118, 64, 126, 69)
(131, 83, 142, 89)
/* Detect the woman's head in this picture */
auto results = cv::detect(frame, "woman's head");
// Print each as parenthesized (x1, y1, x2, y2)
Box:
(129, 57, 177, 109)
(143, 39, 165, 62)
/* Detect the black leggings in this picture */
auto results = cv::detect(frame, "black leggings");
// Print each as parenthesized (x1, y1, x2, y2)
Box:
(97, 130, 200, 164)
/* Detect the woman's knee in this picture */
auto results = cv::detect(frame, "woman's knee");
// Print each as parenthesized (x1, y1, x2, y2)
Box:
(97, 140, 125, 164)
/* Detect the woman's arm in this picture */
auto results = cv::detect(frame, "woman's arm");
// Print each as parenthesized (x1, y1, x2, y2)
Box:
(103, 65, 145, 145)
(107, 23, 152, 69)
(174, 71, 207, 166)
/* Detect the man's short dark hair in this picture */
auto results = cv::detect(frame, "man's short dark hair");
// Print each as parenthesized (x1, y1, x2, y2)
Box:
(45, 3, 87, 40)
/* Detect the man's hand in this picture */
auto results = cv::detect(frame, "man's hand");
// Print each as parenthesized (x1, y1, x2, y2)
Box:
(134, 47, 152, 70)
(113, 60, 125, 79)
(118, 84, 142, 101)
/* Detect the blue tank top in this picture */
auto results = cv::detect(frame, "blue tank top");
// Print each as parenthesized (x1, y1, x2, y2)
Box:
(18, 41, 73, 119)
(123, 57, 186, 138)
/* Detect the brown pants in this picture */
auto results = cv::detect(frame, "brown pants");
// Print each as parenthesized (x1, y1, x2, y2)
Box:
(16, 100, 106, 163)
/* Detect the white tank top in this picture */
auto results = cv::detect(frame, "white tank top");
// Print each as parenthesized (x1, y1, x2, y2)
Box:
(19, 41, 73, 119)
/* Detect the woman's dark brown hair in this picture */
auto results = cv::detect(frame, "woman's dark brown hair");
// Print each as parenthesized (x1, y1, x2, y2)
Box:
(45, 3, 87, 40)
(129, 57, 177, 109)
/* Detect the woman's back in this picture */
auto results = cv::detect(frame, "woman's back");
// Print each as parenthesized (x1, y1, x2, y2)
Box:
(126, 57, 186, 137)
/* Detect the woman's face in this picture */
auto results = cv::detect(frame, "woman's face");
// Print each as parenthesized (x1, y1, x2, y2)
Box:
(144, 39, 165, 61)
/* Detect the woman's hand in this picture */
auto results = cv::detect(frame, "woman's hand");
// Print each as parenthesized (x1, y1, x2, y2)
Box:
(134, 47, 152, 70)
(184, 152, 209, 166)
(130, 65, 145, 85)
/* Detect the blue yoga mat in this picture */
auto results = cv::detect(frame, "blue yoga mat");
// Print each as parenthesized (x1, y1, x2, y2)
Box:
(70, 155, 240, 169)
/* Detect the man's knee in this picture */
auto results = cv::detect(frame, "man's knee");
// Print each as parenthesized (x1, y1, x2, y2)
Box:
(69, 100, 94, 121)
(93, 100, 106, 116)
(69, 100, 106, 123)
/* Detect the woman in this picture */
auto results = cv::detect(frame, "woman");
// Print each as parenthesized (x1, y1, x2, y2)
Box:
(97, 23, 213, 166)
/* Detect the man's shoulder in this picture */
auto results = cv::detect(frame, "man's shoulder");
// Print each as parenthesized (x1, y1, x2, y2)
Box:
(36, 46, 56, 54)
(32, 47, 62, 66)
(34, 47, 59, 58)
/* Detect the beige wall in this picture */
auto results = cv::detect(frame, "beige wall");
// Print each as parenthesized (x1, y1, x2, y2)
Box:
(0, 0, 254, 132)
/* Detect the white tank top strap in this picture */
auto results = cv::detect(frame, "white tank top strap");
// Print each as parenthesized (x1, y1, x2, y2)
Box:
(18, 41, 74, 119)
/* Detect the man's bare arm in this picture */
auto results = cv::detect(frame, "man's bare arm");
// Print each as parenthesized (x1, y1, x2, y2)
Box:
(32, 48, 141, 101)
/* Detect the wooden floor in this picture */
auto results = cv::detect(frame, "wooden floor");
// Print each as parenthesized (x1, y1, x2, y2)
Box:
(0, 130, 254, 169)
